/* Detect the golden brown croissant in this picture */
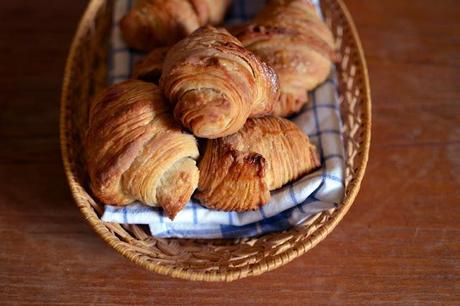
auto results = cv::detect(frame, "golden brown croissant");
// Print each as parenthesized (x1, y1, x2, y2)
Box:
(196, 116, 320, 211)
(120, 0, 231, 51)
(85, 80, 200, 219)
(233, 0, 336, 117)
(132, 46, 170, 83)
(160, 26, 279, 139)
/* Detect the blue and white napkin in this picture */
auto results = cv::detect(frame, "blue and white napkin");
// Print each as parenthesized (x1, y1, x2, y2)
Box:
(101, 0, 345, 239)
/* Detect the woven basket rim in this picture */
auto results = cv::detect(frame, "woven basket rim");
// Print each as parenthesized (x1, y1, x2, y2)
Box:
(60, 0, 371, 282)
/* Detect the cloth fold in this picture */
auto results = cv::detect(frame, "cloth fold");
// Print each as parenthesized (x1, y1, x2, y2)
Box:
(101, 0, 345, 239)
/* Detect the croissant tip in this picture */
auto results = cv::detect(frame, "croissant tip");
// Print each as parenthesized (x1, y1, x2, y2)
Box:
(161, 198, 191, 220)
(165, 211, 177, 220)
(162, 206, 179, 220)
(274, 92, 308, 117)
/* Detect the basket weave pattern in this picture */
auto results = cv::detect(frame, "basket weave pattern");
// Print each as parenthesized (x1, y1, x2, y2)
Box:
(60, 0, 371, 281)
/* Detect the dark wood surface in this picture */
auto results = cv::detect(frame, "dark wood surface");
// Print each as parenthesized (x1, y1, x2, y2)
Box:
(1, 0, 459, 304)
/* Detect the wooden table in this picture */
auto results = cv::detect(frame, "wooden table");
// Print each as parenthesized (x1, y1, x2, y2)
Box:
(1, 0, 459, 304)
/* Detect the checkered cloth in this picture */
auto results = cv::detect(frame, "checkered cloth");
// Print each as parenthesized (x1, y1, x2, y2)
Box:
(101, 0, 345, 238)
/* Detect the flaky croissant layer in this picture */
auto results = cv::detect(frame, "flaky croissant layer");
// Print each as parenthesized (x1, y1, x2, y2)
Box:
(120, 0, 231, 51)
(234, 0, 336, 117)
(85, 80, 200, 219)
(160, 26, 279, 139)
(197, 116, 320, 211)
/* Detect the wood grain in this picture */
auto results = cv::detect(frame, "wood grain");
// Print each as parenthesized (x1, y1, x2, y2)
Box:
(0, 0, 459, 304)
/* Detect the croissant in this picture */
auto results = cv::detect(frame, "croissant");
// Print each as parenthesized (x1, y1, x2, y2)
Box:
(120, 0, 231, 51)
(196, 116, 320, 211)
(160, 26, 279, 139)
(233, 0, 336, 117)
(133, 46, 170, 83)
(85, 80, 200, 219)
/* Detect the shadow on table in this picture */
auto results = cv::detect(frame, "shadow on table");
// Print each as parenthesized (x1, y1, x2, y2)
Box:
(0, 138, 91, 232)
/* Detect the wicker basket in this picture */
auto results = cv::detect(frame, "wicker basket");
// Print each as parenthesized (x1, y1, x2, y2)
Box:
(60, 0, 371, 281)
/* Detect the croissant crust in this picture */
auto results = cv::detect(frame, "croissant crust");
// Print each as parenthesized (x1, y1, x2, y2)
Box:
(160, 26, 279, 139)
(133, 46, 170, 84)
(85, 80, 200, 219)
(196, 116, 320, 211)
(234, 0, 336, 117)
(120, 0, 230, 51)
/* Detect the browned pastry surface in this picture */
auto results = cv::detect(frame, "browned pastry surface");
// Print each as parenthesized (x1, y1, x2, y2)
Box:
(132, 46, 170, 83)
(234, 0, 336, 117)
(197, 116, 320, 211)
(120, 0, 230, 51)
(85, 80, 200, 219)
(160, 26, 279, 139)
